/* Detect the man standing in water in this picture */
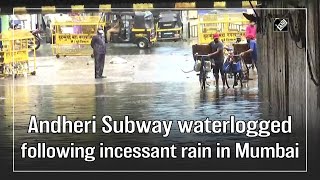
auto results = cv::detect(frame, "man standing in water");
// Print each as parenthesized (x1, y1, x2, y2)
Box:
(91, 27, 107, 79)
(208, 33, 225, 87)
(240, 34, 258, 72)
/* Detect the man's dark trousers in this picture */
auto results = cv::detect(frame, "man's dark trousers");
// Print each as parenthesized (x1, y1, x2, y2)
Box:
(94, 53, 105, 78)
(91, 34, 106, 78)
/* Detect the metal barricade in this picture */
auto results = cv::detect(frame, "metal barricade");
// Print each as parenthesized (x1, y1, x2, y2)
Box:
(0, 30, 36, 78)
(51, 16, 106, 58)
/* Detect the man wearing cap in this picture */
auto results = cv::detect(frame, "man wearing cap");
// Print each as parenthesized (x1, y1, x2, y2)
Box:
(208, 33, 225, 87)
(240, 34, 258, 71)
(91, 27, 107, 79)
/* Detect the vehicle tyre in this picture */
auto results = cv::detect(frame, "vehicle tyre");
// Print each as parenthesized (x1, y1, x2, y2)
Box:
(56, 54, 60, 58)
(137, 39, 148, 49)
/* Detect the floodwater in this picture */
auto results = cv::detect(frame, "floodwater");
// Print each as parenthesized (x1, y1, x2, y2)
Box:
(0, 41, 305, 171)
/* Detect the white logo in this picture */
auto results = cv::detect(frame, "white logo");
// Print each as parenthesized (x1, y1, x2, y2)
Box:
(276, 19, 288, 31)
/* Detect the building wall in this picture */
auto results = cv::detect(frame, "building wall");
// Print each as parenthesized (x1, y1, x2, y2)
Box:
(257, 0, 320, 158)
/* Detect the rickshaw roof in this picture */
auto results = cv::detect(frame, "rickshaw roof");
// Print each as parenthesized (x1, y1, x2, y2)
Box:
(158, 11, 180, 22)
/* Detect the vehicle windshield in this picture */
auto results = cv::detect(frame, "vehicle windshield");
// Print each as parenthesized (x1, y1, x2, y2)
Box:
(134, 11, 154, 29)
(159, 12, 178, 22)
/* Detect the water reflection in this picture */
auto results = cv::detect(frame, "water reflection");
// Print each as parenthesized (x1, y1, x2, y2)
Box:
(0, 79, 265, 143)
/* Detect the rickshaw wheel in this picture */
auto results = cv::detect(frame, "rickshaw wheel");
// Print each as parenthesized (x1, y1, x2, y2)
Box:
(31, 71, 36, 76)
(137, 39, 148, 49)
(56, 54, 60, 58)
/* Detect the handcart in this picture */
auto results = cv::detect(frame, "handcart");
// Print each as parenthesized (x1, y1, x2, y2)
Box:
(51, 16, 106, 58)
(0, 30, 36, 78)
(222, 43, 252, 88)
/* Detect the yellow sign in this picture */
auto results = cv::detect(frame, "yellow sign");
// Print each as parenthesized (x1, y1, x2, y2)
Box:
(133, 3, 153, 10)
(175, 2, 196, 8)
(242, 1, 257, 8)
(13, 7, 27, 14)
(4, 51, 28, 64)
(71, 5, 85, 13)
(56, 34, 94, 45)
(42, 6, 56, 14)
(213, 1, 226, 8)
(99, 4, 111, 12)
(199, 32, 245, 44)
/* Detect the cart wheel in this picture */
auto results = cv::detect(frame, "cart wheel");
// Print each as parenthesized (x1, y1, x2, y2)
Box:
(56, 54, 60, 58)
(31, 71, 36, 76)
(224, 73, 230, 89)
(64, 55, 67, 57)
(91, 54, 94, 58)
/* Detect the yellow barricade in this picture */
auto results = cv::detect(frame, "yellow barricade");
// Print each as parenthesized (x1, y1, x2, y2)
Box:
(51, 16, 106, 58)
(0, 30, 36, 77)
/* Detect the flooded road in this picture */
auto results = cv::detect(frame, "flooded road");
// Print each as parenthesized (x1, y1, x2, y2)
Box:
(0, 41, 305, 171)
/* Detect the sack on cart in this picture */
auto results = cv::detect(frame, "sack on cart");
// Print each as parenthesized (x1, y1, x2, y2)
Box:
(194, 60, 201, 72)
(232, 61, 242, 73)
(205, 61, 211, 72)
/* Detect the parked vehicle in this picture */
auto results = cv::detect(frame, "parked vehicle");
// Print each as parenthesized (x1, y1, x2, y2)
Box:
(105, 11, 157, 49)
(155, 11, 182, 41)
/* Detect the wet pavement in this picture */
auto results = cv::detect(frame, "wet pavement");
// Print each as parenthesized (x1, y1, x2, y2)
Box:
(0, 41, 305, 171)
(34, 40, 196, 57)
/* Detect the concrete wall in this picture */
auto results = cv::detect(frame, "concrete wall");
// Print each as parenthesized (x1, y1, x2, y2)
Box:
(257, 0, 319, 153)
(306, 0, 320, 136)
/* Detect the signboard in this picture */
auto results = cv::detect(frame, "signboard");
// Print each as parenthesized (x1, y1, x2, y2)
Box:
(199, 32, 245, 44)
(242, 1, 257, 8)
(56, 34, 94, 45)
(4, 50, 28, 63)
(133, 3, 153, 10)
(13, 7, 27, 14)
(213, 1, 226, 8)
(99, 4, 111, 12)
(71, 5, 85, 13)
(42, 6, 56, 14)
(175, 2, 196, 8)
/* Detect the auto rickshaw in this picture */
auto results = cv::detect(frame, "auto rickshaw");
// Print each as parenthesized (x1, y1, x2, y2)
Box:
(106, 11, 157, 49)
(155, 11, 183, 41)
